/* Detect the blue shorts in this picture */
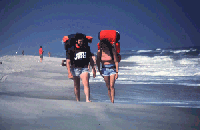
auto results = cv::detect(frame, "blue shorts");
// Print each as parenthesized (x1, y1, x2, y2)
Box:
(71, 68, 89, 77)
(101, 64, 116, 76)
(40, 54, 43, 58)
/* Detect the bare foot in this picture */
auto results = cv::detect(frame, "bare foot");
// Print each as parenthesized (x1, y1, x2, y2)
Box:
(86, 100, 92, 102)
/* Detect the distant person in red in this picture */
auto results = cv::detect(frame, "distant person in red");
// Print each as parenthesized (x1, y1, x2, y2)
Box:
(39, 46, 44, 62)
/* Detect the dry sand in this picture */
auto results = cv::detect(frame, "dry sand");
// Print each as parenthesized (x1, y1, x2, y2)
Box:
(0, 55, 199, 130)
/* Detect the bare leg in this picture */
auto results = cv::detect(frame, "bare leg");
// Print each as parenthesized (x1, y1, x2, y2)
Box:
(80, 72, 91, 102)
(110, 74, 116, 103)
(73, 76, 80, 101)
(103, 76, 112, 102)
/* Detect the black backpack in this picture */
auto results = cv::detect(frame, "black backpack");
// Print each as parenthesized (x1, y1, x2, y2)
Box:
(63, 33, 90, 51)
(63, 33, 91, 65)
(63, 34, 76, 51)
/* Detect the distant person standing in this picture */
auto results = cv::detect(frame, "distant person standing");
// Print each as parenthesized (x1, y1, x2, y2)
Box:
(39, 46, 44, 62)
(22, 50, 24, 56)
(48, 52, 51, 57)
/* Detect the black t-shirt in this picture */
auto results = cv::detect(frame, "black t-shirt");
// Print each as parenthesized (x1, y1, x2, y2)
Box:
(67, 46, 92, 68)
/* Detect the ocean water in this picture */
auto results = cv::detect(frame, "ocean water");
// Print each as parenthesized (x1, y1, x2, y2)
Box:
(88, 46, 200, 108)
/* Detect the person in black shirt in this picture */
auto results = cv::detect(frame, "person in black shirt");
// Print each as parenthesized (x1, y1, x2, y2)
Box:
(66, 34, 96, 102)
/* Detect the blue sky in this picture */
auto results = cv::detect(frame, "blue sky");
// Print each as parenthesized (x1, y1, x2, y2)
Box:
(0, 0, 200, 56)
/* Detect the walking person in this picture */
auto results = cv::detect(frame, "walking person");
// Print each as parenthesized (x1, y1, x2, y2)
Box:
(48, 52, 51, 57)
(22, 50, 24, 56)
(66, 33, 96, 102)
(39, 46, 44, 62)
(97, 39, 119, 103)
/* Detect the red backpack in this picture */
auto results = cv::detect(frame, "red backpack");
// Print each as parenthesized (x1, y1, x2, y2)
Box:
(97, 30, 121, 62)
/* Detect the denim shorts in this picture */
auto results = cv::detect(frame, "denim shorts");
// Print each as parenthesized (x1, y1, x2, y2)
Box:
(40, 54, 43, 58)
(101, 64, 116, 76)
(71, 67, 89, 77)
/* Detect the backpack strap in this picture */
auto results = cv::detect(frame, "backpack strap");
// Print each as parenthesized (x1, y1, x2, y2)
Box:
(100, 43, 102, 62)
(110, 43, 115, 61)
(68, 46, 76, 67)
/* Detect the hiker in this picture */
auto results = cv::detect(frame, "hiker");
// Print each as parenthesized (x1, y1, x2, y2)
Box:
(22, 50, 24, 55)
(96, 30, 121, 103)
(39, 46, 44, 62)
(66, 33, 96, 102)
(48, 52, 51, 57)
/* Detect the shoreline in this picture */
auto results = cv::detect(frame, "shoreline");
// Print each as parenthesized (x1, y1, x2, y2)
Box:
(89, 82, 200, 108)
(0, 95, 199, 130)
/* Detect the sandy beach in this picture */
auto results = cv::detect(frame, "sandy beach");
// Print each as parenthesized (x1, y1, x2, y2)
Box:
(0, 55, 199, 130)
